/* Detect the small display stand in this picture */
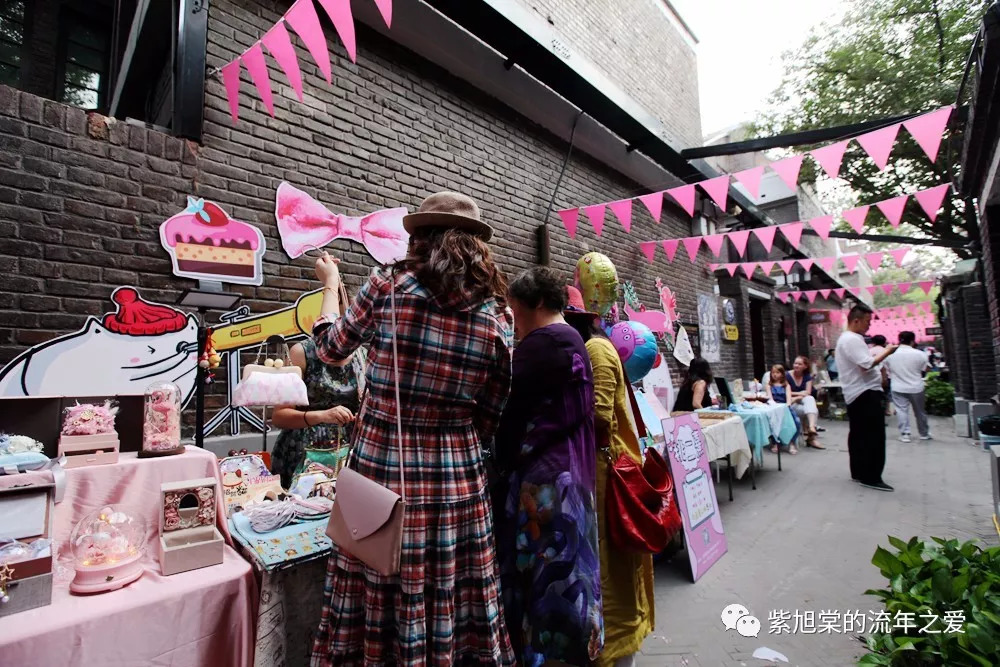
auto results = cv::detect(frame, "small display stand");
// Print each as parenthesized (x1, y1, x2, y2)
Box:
(159, 478, 225, 576)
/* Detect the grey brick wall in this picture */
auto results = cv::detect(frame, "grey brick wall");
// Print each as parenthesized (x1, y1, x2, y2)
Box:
(0, 0, 742, 423)
(980, 205, 1000, 394)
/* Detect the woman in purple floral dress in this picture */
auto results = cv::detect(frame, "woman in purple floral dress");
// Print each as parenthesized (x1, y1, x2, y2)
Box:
(495, 267, 604, 666)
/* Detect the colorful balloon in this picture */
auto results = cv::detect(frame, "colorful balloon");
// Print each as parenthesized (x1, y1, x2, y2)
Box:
(607, 320, 659, 382)
(574, 252, 619, 316)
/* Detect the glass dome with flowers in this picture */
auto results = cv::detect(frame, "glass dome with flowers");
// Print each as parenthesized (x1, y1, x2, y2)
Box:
(69, 505, 147, 594)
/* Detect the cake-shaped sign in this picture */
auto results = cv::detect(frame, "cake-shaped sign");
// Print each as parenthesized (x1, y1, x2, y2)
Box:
(159, 197, 266, 286)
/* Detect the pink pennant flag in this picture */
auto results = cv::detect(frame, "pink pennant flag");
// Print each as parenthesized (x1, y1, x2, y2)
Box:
(221, 60, 242, 123)
(856, 123, 900, 171)
(741, 262, 757, 278)
(608, 199, 633, 233)
(819, 289, 831, 299)
(724, 263, 740, 277)
(242, 43, 276, 116)
(699, 176, 730, 211)
(880, 284, 895, 296)
(262, 21, 304, 101)
(902, 106, 953, 163)
(805, 291, 818, 303)
(285, 0, 333, 84)
(557, 208, 579, 238)
(864, 252, 885, 271)
(917, 281, 934, 295)
(316, 0, 358, 62)
(708, 263, 719, 272)
(888, 248, 909, 267)
(780, 222, 804, 249)
(798, 258, 815, 272)
(810, 140, 850, 179)
(758, 260, 776, 276)
(841, 255, 861, 273)
(372, 0, 393, 27)
(866, 286, 878, 296)
(666, 184, 697, 217)
(790, 291, 802, 301)
(733, 166, 765, 201)
(662, 239, 681, 262)
(770, 155, 804, 191)
(727, 230, 751, 257)
(752, 226, 778, 252)
(777, 260, 797, 274)
(639, 241, 657, 263)
(638, 192, 663, 222)
(808, 215, 833, 240)
(817, 257, 836, 273)
(843, 206, 870, 234)
(834, 288, 847, 299)
(776, 292, 789, 304)
(876, 194, 908, 228)
(583, 204, 606, 236)
(681, 237, 702, 262)
(921, 302, 932, 314)
(703, 234, 726, 257)
(897, 282, 912, 295)
(914, 184, 950, 222)
(848, 286, 862, 297)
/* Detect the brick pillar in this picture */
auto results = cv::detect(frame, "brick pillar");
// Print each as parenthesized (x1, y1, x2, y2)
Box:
(981, 205, 1000, 388)
(962, 283, 996, 401)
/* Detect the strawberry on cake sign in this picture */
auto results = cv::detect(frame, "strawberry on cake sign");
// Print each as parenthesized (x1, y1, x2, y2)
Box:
(160, 197, 266, 286)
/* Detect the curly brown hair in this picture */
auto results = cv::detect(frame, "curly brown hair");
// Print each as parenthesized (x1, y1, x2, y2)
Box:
(398, 227, 508, 306)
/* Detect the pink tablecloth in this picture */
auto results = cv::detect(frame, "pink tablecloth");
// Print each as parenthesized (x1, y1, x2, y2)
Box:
(1, 447, 257, 667)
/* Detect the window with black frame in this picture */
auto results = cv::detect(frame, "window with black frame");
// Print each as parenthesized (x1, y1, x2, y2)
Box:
(0, 0, 24, 87)
(58, 11, 110, 111)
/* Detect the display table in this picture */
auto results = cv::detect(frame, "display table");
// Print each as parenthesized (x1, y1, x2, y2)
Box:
(0, 447, 257, 667)
(699, 415, 755, 502)
(700, 403, 798, 468)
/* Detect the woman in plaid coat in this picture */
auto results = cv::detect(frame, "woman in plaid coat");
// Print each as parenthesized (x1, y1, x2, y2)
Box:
(309, 192, 516, 666)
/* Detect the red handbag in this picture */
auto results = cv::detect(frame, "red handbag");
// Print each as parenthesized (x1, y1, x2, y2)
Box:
(605, 384, 683, 553)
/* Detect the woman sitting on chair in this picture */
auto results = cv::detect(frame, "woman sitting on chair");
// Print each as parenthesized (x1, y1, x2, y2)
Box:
(765, 364, 800, 455)
(788, 355, 824, 449)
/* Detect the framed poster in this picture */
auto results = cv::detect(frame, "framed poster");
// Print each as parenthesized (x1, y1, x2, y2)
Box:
(697, 294, 721, 363)
(660, 414, 727, 582)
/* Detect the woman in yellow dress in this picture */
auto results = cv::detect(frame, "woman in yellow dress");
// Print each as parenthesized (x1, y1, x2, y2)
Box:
(565, 287, 655, 667)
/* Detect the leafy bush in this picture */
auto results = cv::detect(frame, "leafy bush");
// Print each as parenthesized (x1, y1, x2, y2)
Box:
(859, 536, 1000, 666)
(924, 372, 954, 417)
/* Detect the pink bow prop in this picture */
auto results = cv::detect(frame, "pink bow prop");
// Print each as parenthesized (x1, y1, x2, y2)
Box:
(276, 182, 409, 264)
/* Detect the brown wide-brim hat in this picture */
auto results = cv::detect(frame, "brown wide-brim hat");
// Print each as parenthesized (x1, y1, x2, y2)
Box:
(403, 191, 495, 241)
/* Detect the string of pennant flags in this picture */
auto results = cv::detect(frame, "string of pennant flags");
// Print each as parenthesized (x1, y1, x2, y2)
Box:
(819, 304, 934, 320)
(775, 283, 936, 304)
(707, 248, 912, 278)
(219, 0, 393, 122)
(557, 105, 953, 238)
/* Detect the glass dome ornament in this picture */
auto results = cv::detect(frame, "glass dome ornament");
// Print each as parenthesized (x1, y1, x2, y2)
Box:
(139, 381, 185, 458)
(69, 506, 146, 594)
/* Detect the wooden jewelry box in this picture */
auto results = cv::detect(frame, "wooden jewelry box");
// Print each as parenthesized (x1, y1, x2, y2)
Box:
(159, 478, 224, 576)
(0, 472, 55, 617)
(58, 433, 120, 469)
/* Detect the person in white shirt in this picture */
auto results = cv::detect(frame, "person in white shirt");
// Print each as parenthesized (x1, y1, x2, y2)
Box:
(834, 304, 898, 492)
(884, 331, 931, 442)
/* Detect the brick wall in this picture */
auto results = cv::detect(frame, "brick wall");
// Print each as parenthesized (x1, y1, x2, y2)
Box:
(0, 0, 743, 425)
(980, 205, 1000, 391)
(511, 0, 702, 147)
(961, 284, 995, 402)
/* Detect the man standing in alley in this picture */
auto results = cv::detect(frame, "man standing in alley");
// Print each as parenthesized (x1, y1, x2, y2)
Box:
(884, 331, 932, 443)
(835, 304, 898, 491)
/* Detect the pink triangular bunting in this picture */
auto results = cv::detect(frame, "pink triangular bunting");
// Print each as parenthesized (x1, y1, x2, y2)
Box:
(914, 184, 950, 222)
(776, 292, 788, 304)
(699, 176, 730, 211)
(809, 215, 833, 240)
(834, 288, 847, 299)
(841, 255, 861, 273)
(608, 199, 633, 233)
(703, 234, 726, 257)
(902, 106, 953, 163)
(639, 241, 657, 263)
(727, 230, 751, 257)
(880, 284, 895, 296)
(921, 302, 932, 314)
(242, 43, 276, 116)
(557, 208, 579, 238)
(752, 226, 778, 253)
(789, 291, 802, 301)
(848, 286, 862, 297)
(876, 194, 908, 228)
(662, 239, 680, 262)
(810, 140, 850, 179)
(666, 184, 697, 217)
(817, 257, 836, 273)
(843, 206, 870, 234)
(780, 222, 804, 249)
(372, 0, 393, 27)
(316, 0, 358, 63)
(889, 248, 909, 267)
(733, 166, 765, 201)
(798, 258, 815, 272)
(819, 289, 831, 299)
(777, 260, 797, 274)
(638, 192, 663, 222)
(758, 261, 776, 276)
(866, 286, 879, 296)
(724, 263, 740, 277)
(897, 282, 912, 295)
(804, 291, 817, 303)
(262, 21, 304, 101)
(864, 252, 885, 271)
(583, 204, 606, 236)
(286, 0, 333, 84)
(221, 60, 242, 123)
(917, 281, 934, 295)
(856, 123, 900, 171)
(708, 263, 719, 273)
(681, 237, 702, 262)
(771, 155, 804, 191)
(741, 262, 757, 278)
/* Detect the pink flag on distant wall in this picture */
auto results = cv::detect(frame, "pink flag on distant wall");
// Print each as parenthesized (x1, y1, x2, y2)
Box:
(758, 260, 776, 276)
(917, 280, 934, 295)
(242, 43, 276, 116)
(798, 258, 815, 272)
(262, 21, 304, 101)
(666, 184, 697, 217)
(608, 199, 633, 233)
(817, 257, 836, 273)
(819, 289, 831, 299)
(638, 192, 664, 222)
(864, 252, 885, 271)
(902, 106, 953, 163)
(372, 0, 393, 27)
(639, 241, 657, 263)
(662, 239, 681, 262)
(741, 263, 757, 278)
(583, 204, 606, 236)
(880, 283, 895, 296)
(777, 260, 797, 274)
(753, 226, 778, 252)
(724, 264, 740, 277)
(316, 0, 358, 62)
(805, 291, 818, 303)
(843, 206, 870, 234)
(733, 166, 765, 201)
(776, 292, 789, 304)
(921, 302, 932, 314)
(856, 123, 901, 171)
(727, 230, 751, 256)
(914, 184, 950, 222)
(700, 176, 730, 211)
(703, 234, 726, 257)
(848, 286, 862, 297)
(888, 248, 909, 267)
(780, 222, 804, 249)
(876, 195, 908, 228)
(557, 208, 579, 238)
(897, 282, 912, 294)
(681, 237, 702, 262)
(808, 215, 833, 240)
(834, 288, 847, 299)
(285, 0, 333, 84)
(810, 140, 850, 179)
(771, 155, 804, 190)
(221, 60, 242, 122)
(790, 291, 802, 301)
(866, 286, 879, 296)
(841, 254, 861, 273)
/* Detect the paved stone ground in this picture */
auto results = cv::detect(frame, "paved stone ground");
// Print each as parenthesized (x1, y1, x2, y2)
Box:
(637, 415, 999, 667)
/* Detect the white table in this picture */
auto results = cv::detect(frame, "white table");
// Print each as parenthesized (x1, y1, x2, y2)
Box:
(700, 415, 755, 501)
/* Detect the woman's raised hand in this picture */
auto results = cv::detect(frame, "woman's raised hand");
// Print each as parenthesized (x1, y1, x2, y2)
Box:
(315, 251, 341, 288)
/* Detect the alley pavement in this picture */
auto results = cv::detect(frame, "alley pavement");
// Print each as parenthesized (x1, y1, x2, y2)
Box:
(638, 415, 998, 667)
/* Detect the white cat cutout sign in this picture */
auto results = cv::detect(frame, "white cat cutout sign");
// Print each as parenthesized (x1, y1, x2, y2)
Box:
(0, 287, 200, 404)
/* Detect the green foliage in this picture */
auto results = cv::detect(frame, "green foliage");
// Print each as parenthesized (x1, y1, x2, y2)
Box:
(924, 372, 954, 416)
(860, 536, 1000, 666)
(753, 0, 987, 251)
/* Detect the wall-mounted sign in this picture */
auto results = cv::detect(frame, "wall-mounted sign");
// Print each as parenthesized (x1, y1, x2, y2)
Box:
(926, 326, 942, 335)
(722, 298, 737, 325)
(722, 325, 739, 341)
(697, 294, 721, 363)
(808, 311, 831, 323)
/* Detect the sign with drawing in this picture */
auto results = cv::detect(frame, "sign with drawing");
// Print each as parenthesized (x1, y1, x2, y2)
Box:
(697, 294, 721, 363)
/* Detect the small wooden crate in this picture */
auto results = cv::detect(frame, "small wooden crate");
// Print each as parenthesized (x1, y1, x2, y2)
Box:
(159, 478, 224, 576)
(58, 433, 119, 469)
(0, 473, 54, 617)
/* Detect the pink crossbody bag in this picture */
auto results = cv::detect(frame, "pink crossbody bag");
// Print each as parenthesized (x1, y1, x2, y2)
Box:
(325, 274, 406, 576)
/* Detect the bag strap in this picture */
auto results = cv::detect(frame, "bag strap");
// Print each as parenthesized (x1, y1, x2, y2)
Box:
(388, 271, 406, 503)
